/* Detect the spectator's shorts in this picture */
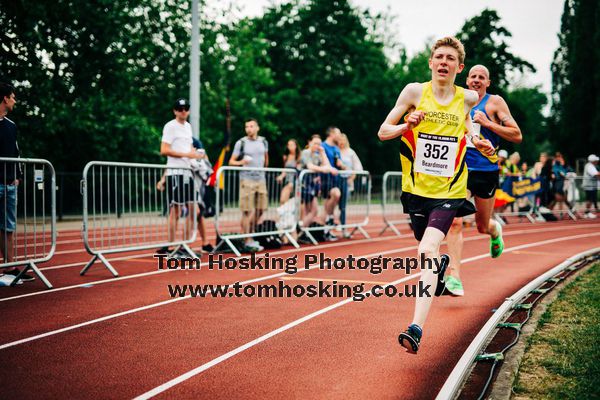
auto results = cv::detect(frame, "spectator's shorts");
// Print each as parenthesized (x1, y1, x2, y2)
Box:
(585, 189, 597, 204)
(239, 179, 268, 212)
(0, 184, 17, 232)
(301, 176, 321, 204)
(467, 170, 499, 199)
(320, 173, 340, 199)
(167, 174, 194, 205)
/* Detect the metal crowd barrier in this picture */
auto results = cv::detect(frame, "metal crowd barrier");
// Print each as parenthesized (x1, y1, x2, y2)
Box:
(563, 175, 598, 218)
(495, 174, 599, 224)
(214, 166, 300, 256)
(379, 171, 409, 236)
(493, 206, 538, 225)
(296, 169, 371, 245)
(0, 157, 56, 288)
(81, 161, 197, 276)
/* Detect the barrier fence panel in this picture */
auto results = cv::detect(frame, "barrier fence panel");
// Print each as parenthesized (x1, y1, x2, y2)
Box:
(0, 157, 56, 288)
(379, 171, 409, 236)
(494, 174, 599, 224)
(296, 169, 371, 245)
(214, 166, 300, 256)
(81, 161, 197, 276)
(570, 175, 600, 218)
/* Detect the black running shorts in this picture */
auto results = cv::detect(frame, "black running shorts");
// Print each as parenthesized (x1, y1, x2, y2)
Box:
(401, 192, 476, 241)
(166, 174, 194, 205)
(467, 170, 499, 199)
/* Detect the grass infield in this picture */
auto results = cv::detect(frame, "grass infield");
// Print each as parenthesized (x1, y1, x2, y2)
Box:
(512, 262, 600, 399)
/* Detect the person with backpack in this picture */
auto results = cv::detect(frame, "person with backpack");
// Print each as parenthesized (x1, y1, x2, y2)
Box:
(229, 118, 269, 253)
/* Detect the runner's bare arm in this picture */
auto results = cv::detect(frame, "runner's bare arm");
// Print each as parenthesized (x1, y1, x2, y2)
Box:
(378, 83, 422, 141)
(464, 89, 479, 112)
(160, 142, 197, 159)
(464, 90, 495, 156)
(306, 147, 336, 174)
(474, 95, 522, 144)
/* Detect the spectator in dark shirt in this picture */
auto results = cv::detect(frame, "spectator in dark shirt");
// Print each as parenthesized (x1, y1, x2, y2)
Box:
(551, 152, 573, 211)
(0, 82, 34, 285)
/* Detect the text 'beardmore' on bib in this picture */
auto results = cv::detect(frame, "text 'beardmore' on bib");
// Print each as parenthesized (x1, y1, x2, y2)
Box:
(399, 81, 468, 199)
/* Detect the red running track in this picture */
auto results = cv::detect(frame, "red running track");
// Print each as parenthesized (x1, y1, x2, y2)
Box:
(0, 218, 598, 399)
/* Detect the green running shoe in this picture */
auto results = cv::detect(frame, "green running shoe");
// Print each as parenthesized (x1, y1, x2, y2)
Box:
(444, 276, 464, 296)
(490, 221, 504, 258)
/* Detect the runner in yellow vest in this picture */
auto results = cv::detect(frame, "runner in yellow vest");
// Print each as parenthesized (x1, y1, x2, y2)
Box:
(378, 37, 494, 353)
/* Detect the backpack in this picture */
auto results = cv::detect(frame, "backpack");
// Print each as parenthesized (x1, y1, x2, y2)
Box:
(307, 222, 326, 242)
(238, 136, 268, 159)
(541, 212, 558, 222)
(214, 235, 247, 253)
(256, 220, 283, 249)
(202, 185, 216, 218)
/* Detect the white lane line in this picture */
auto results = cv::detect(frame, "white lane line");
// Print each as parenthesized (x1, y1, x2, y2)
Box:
(3, 223, 597, 304)
(2, 231, 598, 356)
(38, 222, 598, 271)
(39, 229, 413, 271)
(31, 221, 596, 272)
(132, 231, 600, 399)
(0, 234, 413, 302)
(0, 244, 423, 350)
(133, 273, 417, 400)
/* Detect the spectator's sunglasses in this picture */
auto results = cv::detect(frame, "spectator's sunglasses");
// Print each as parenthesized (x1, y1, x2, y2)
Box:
(175, 105, 190, 112)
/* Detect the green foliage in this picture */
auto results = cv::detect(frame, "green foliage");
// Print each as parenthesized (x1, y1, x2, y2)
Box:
(0, 0, 550, 180)
(456, 9, 548, 161)
(505, 87, 550, 163)
(245, 0, 398, 172)
(513, 263, 600, 399)
(456, 9, 535, 96)
(0, 0, 191, 169)
(550, 0, 600, 163)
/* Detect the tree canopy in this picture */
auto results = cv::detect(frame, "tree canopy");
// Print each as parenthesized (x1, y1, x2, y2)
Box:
(550, 0, 600, 163)
(1, 0, 553, 177)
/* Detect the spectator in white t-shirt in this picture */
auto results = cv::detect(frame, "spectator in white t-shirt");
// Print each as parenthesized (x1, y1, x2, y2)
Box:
(583, 154, 600, 218)
(157, 98, 204, 256)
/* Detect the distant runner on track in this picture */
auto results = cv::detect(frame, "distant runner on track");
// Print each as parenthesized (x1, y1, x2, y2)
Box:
(378, 37, 494, 353)
(444, 65, 522, 296)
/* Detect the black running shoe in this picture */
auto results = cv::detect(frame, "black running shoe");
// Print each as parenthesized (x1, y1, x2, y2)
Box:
(5, 268, 35, 282)
(434, 254, 450, 297)
(398, 324, 422, 354)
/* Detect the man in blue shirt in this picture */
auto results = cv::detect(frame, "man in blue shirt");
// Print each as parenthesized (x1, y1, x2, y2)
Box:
(445, 65, 522, 296)
(320, 126, 345, 240)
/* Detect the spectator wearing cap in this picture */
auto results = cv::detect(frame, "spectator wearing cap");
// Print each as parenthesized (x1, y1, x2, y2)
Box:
(157, 98, 203, 256)
(583, 154, 600, 218)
